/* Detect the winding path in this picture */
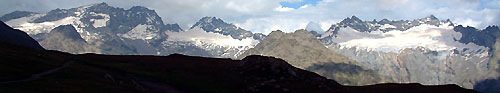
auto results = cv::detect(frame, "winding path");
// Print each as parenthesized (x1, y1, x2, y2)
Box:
(0, 61, 75, 84)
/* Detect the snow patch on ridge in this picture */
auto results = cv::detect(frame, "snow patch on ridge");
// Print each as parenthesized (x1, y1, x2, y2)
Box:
(379, 24, 396, 29)
(5, 14, 101, 42)
(120, 24, 158, 40)
(6, 14, 77, 34)
(166, 27, 259, 47)
(89, 13, 109, 28)
(330, 24, 488, 54)
(164, 27, 260, 58)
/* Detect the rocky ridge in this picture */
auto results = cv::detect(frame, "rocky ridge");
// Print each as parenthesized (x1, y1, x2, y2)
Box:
(238, 29, 389, 85)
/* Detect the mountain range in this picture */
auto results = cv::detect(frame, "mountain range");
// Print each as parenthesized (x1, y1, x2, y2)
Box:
(1, 2, 262, 58)
(319, 15, 500, 92)
(0, 20, 476, 92)
(1, 2, 498, 92)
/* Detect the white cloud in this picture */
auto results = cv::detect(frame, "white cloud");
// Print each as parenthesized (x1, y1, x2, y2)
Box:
(299, 4, 309, 9)
(1, 0, 499, 34)
(238, 15, 310, 34)
(275, 6, 295, 12)
(319, 19, 340, 31)
(454, 18, 481, 27)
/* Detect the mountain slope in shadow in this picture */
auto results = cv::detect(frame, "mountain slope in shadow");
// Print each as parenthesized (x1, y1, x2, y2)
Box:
(0, 21, 44, 50)
(0, 43, 477, 92)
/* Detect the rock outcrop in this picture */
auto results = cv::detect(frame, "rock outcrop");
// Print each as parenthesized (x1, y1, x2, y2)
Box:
(238, 29, 388, 85)
(40, 25, 99, 54)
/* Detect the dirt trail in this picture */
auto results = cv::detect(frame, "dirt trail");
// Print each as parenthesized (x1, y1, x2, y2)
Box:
(0, 61, 75, 84)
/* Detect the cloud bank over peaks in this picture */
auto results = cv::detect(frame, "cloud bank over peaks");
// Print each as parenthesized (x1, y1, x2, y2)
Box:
(0, 0, 499, 34)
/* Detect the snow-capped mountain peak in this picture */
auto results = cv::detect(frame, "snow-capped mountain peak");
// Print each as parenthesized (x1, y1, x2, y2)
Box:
(1, 3, 261, 59)
(319, 16, 498, 89)
(320, 15, 481, 53)
(426, 15, 440, 21)
(79, 2, 109, 9)
(190, 16, 265, 40)
(342, 16, 363, 24)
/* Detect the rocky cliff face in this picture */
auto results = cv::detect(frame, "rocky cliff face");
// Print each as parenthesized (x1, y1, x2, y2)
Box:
(238, 29, 387, 85)
(40, 25, 99, 54)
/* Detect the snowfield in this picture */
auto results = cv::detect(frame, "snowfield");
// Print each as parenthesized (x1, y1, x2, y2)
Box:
(326, 23, 488, 54)
(165, 27, 260, 58)
(6, 15, 76, 35)
(120, 24, 158, 40)
(166, 27, 259, 48)
(4, 6, 106, 43)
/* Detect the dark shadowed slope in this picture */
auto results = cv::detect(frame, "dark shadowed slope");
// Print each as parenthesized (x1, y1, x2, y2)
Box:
(0, 21, 44, 50)
(0, 42, 477, 92)
(473, 31, 500, 93)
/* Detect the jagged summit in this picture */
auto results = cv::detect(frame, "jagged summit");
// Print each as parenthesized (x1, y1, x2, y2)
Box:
(453, 25, 500, 49)
(91, 2, 110, 8)
(76, 2, 115, 13)
(80, 2, 109, 8)
(485, 25, 500, 31)
(324, 15, 452, 36)
(81, 2, 155, 15)
(338, 16, 363, 25)
(195, 17, 224, 25)
(350, 15, 362, 23)
(129, 6, 154, 11)
(191, 16, 265, 40)
(351, 15, 360, 20)
(426, 15, 439, 20)
(191, 16, 227, 29)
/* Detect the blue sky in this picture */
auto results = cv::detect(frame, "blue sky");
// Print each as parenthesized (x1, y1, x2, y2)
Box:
(280, 0, 321, 9)
(1, 0, 499, 34)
